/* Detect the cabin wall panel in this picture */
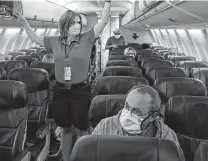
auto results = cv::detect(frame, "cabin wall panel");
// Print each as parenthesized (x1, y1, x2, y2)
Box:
(151, 29, 208, 61)
(0, 28, 58, 54)
(120, 27, 154, 44)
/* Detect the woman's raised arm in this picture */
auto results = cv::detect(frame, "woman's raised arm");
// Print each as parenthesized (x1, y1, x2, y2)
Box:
(93, 0, 111, 38)
(14, 12, 44, 47)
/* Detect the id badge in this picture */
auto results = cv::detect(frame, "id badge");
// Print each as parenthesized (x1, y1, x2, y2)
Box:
(64, 67, 71, 81)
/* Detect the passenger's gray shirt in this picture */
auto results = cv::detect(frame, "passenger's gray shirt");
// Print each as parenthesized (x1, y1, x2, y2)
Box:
(44, 28, 95, 84)
(105, 36, 125, 53)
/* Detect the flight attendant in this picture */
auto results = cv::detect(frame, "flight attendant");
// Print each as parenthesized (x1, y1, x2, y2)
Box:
(14, 1, 111, 161)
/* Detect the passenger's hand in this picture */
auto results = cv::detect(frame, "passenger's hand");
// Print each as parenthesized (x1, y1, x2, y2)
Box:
(111, 45, 118, 48)
(13, 12, 27, 23)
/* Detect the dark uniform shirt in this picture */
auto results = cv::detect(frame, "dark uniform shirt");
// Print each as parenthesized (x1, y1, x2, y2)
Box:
(44, 28, 95, 84)
(105, 36, 125, 53)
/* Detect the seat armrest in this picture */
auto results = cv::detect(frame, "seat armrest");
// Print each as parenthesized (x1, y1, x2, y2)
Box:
(36, 120, 52, 139)
(14, 150, 31, 161)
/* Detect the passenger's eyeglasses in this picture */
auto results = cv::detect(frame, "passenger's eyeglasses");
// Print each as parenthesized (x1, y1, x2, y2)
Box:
(124, 101, 149, 118)
(114, 33, 120, 35)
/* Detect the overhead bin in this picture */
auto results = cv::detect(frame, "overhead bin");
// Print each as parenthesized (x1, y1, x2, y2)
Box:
(124, 0, 208, 30)
(138, 0, 158, 13)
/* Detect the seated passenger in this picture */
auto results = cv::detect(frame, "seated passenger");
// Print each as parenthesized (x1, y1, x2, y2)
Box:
(124, 47, 136, 59)
(42, 53, 54, 63)
(92, 85, 181, 147)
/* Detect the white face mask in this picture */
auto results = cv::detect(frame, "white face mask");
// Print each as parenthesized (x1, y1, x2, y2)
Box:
(119, 109, 144, 134)
(114, 35, 121, 39)
(68, 23, 81, 36)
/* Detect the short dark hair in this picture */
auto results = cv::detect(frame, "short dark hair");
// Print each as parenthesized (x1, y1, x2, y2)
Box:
(127, 85, 161, 111)
(141, 43, 150, 49)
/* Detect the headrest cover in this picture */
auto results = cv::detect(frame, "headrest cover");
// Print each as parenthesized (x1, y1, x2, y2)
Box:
(8, 68, 49, 93)
(5, 60, 28, 73)
(147, 67, 186, 85)
(194, 140, 208, 161)
(106, 60, 138, 67)
(15, 55, 40, 65)
(0, 61, 8, 68)
(108, 55, 127, 60)
(170, 56, 196, 66)
(92, 76, 149, 95)
(103, 66, 142, 77)
(30, 61, 55, 80)
(71, 135, 184, 161)
(137, 54, 157, 62)
(0, 80, 27, 110)
(166, 96, 208, 139)
(154, 77, 207, 102)
(109, 55, 134, 61)
(177, 61, 208, 75)
(89, 95, 126, 128)
(0, 67, 6, 80)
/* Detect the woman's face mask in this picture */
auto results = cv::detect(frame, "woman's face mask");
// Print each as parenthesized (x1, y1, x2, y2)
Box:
(68, 16, 82, 37)
(68, 23, 81, 36)
(119, 108, 144, 134)
(127, 50, 135, 58)
(114, 34, 121, 39)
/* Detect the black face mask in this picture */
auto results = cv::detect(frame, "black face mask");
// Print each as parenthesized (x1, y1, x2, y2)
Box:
(140, 111, 163, 131)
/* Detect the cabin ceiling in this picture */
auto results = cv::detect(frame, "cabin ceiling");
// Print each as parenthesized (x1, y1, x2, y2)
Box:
(9, 0, 208, 30)
(21, 0, 133, 22)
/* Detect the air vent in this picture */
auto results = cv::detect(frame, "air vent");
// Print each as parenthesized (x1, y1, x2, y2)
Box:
(168, 18, 177, 23)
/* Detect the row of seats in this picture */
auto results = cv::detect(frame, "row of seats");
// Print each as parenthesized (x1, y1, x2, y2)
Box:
(0, 47, 55, 161)
(0, 68, 52, 161)
(71, 44, 187, 160)
(78, 46, 208, 161)
(1, 44, 208, 160)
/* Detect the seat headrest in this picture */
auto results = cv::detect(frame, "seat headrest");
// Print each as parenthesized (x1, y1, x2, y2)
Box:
(89, 95, 126, 128)
(0, 80, 27, 110)
(190, 68, 208, 91)
(30, 61, 55, 80)
(103, 66, 142, 77)
(106, 60, 138, 67)
(6, 51, 25, 58)
(4, 60, 28, 73)
(71, 135, 183, 161)
(137, 54, 158, 62)
(8, 68, 49, 93)
(147, 67, 186, 85)
(108, 55, 128, 60)
(15, 55, 40, 65)
(154, 77, 207, 103)
(141, 57, 164, 67)
(108, 55, 124, 60)
(92, 76, 149, 95)
(0, 67, 6, 80)
(145, 60, 173, 70)
(177, 61, 208, 75)
(0, 60, 8, 68)
(138, 50, 154, 55)
(166, 96, 208, 139)
(194, 140, 208, 161)
(18, 49, 36, 55)
(170, 56, 196, 66)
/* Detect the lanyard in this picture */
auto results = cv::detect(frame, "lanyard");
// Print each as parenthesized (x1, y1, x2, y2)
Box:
(62, 40, 75, 65)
